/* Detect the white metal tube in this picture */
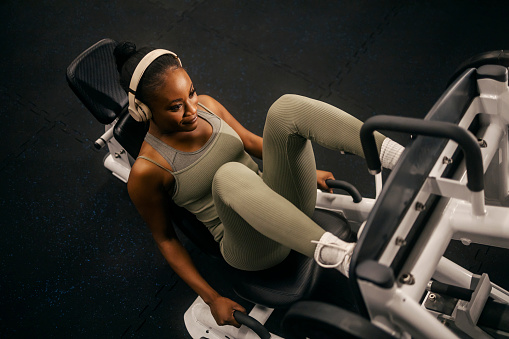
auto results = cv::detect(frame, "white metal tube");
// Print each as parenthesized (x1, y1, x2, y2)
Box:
(375, 172, 383, 198)
(388, 289, 459, 339)
(94, 125, 115, 149)
(434, 256, 473, 289)
(451, 203, 509, 248)
(471, 190, 486, 216)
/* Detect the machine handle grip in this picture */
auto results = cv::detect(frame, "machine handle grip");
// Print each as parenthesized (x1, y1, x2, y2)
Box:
(325, 179, 362, 203)
(428, 281, 473, 301)
(233, 311, 271, 339)
(360, 115, 484, 192)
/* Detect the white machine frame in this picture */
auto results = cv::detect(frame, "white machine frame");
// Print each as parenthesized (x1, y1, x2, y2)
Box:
(353, 70, 509, 339)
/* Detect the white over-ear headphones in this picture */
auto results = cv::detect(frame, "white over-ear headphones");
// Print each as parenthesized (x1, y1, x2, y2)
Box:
(128, 49, 182, 122)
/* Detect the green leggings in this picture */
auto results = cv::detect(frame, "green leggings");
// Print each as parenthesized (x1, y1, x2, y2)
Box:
(212, 94, 385, 271)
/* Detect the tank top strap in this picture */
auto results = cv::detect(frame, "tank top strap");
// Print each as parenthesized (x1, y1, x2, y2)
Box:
(197, 102, 216, 115)
(137, 156, 173, 173)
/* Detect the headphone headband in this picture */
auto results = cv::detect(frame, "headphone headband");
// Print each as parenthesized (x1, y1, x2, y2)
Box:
(128, 49, 182, 122)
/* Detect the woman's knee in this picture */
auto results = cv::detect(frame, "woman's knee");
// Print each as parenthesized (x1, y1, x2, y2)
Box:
(267, 94, 304, 120)
(213, 162, 260, 199)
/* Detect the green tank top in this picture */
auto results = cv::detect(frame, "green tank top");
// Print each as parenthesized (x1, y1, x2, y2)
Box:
(139, 103, 259, 242)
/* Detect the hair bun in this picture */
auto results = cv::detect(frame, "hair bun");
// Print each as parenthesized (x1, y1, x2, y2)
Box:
(114, 41, 137, 73)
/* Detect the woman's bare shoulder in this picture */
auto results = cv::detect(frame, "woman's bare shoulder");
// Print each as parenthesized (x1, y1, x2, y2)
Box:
(198, 95, 228, 119)
(128, 154, 174, 200)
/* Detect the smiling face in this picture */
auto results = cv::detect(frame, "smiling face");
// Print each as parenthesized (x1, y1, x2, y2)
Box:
(148, 67, 199, 134)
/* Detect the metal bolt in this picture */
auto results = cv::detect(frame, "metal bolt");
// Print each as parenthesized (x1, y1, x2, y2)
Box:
(114, 149, 126, 158)
(429, 293, 436, 301)
(400, 273, 415, 285)
(460, 238, 472, 246)
(478, 139, 487, 148)
(395, 237, 407, 246)
(415, 202, 426, 211)
(442, 156, 453, 165)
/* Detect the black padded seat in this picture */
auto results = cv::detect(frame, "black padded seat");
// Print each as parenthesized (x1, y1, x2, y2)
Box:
(172, 203, 355, 309)
(233, 209, 353, 308)
(66, 39, 127, 124)
(233, 250, 319, 308)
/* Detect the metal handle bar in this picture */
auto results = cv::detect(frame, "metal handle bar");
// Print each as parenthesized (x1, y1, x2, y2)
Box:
(94, 125, 114, 149)
(233, 311, 271, 339)
(325, 179, 362, 203)
(360, 115, 484, 192)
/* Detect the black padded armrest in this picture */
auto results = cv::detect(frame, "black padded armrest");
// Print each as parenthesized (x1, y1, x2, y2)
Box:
(113, 109, 149, 158)
(448, 50, 509, 86)
(356, 260, 395, 289)
(477, 64, 508, 82)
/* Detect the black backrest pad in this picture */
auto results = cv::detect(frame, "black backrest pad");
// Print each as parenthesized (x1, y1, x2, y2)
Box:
(66, 39, 127, 124)
(349, 68, 478, 318)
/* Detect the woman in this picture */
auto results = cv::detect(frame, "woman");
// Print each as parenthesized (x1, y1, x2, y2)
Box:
(114, 42, 403, 329)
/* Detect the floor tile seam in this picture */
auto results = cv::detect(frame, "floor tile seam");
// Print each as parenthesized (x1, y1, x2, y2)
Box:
(53, 118, 98, 150)
(148, 0, 205, 12)
(1, 86, 51, 120)
(318, 88, 380, 116)
(1, 86, 91, 144)
(187, 19, 329, 92)
(12, 87, 98, 148)
(185, 18, 378, 111)
(0, 86, 56, 171)
(120, 277, 179, 337)
(156, 0, 207, 30)
(0, 92, 99, 173)
(0, 121, 56, 173)
(324, 2, 407, 97)
(152, 0, 208, 46)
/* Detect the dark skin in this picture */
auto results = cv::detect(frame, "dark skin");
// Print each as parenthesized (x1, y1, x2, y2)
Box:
(127, 66, 335, 328)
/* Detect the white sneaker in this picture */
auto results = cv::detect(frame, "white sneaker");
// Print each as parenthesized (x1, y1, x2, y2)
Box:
(312, 232, 356, 277)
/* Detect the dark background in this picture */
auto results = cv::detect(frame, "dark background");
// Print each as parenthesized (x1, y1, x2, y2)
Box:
(1, 0, 509, 337)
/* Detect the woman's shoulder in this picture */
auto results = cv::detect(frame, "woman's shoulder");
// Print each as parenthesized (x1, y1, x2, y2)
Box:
(198, 95, 226, 118)
(129, 149, 175, 194)
(197, 94, 217, 108)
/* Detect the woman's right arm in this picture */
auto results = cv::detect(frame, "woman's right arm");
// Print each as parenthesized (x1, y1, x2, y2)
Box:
(127, 161, 246, 327)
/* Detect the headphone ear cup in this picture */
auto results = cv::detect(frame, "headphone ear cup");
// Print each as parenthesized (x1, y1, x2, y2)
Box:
(128, 106, 142, 122)
(135, 99, 152, 121)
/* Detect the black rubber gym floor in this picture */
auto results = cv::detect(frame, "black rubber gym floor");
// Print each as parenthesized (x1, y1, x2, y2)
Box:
(1, 0, 509, 337)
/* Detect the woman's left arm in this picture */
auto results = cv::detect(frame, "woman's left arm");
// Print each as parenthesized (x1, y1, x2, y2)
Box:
(198, 95, 263, 159)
